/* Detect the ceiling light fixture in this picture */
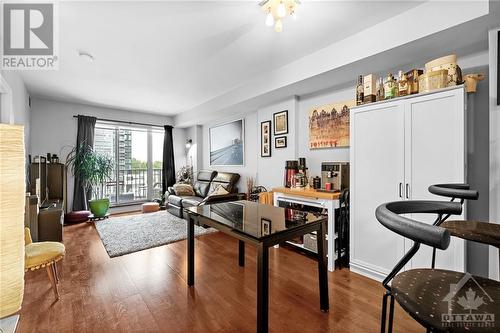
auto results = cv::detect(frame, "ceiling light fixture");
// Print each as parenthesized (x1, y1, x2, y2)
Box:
(78, 50, 94, 63)
(259, 0, 300, 33)
(265, 10, 274, 27)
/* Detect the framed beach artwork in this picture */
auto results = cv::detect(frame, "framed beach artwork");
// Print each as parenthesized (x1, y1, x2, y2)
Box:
(273, 110, 288, 135)
(209, 119, 244, 166)
(261, 121, 271, 157)
(308, 100, 355, 149)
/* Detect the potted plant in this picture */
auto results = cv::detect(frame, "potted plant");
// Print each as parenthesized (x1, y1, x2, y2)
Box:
(66, 144, 114, 217)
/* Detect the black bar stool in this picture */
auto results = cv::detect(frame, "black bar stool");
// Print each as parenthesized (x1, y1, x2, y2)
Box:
(429, 183, 500, 277)
(376, 200, 500, 333)
(336, 189, 349, 269)
(428, 183, 479, 268)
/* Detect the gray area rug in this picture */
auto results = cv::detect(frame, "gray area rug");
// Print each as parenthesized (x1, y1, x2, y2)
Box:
(94, 210, 216, 257)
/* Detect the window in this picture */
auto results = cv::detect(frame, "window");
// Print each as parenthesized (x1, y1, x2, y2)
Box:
(93, 122, 164, 205)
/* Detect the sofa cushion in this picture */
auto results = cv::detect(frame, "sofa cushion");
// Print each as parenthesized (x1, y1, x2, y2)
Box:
(173, 183, 195, 196)
(181, 196, 204, 208)
(208, 184, 229, 197)
(167, 195, 183, 207)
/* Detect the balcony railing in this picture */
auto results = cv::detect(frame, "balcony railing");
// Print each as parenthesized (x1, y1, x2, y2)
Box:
(92, 168, 163, 204)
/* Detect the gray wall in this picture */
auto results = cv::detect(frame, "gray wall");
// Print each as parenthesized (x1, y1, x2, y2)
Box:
(29, 97, 184, 211)
(488, 27, 500, 279)
(465, 66, 490, 277)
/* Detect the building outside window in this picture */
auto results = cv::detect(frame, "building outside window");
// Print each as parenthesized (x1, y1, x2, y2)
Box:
(93, 122, 163, 205)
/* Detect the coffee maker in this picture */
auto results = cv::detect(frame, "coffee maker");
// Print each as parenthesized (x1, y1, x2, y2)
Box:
(321, 162, 349, 191)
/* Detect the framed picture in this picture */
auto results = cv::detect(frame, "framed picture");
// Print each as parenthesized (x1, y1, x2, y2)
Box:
(308, 100, 356, 149)
(273, 110, 288, 135)
(275, 136, 287, 148)
(209, 119, 244, 166)
(261, 120, 271, 157)
(261, 218, 271, 236)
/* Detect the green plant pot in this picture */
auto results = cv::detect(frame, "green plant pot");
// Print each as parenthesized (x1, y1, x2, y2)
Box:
(89, 198, 110, 217)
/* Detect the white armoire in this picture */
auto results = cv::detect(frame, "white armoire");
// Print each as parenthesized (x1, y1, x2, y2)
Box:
(349, 85, 466, 281)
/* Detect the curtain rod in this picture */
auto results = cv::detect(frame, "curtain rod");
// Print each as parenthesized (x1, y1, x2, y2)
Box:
(73, 115, 167, 129)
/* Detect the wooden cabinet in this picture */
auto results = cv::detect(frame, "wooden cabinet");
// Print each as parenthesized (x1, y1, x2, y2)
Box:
(349, 86, 466, 281)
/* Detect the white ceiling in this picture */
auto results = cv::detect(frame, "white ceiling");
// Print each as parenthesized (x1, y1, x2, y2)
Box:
(20, 1, 422, 116)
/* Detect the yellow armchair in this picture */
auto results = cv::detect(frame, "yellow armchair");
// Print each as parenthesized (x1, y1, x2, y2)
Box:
(24, 228, 65, 300)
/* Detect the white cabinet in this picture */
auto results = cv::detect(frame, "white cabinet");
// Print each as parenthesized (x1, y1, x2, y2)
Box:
(350, 86, 466, 281)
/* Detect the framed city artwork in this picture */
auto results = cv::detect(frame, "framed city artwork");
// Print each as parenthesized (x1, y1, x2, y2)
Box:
(273, 110, 288, 135)
(209, 119, 244, 166)
(261, 121, 271, 157)
(308, 100, 356, 149)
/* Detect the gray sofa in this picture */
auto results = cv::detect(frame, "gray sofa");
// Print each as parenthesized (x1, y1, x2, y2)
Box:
(166, 170, 243, 218)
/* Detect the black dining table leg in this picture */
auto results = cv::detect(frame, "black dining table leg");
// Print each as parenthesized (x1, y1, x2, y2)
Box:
(317, 220, 329, 312)
(257, 244, 269, 333)
(239, 240, 245, 267)
(187, 216, 195, 286)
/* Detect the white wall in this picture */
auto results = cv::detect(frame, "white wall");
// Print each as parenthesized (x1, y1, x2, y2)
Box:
(488, 28, 500, 280)
(297, 87, 354, 177)
(1, 72, 31, 154)
(200, 112, 258, 192)
(185, 125, 203, 177)
(196, 97, 301, 192)
(256, 97, 298, 189)
(30, 97, 179, 211)
(196, 91, 351, 191)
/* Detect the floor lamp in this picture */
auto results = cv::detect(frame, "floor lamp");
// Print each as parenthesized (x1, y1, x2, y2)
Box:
(0, 124, 26, 333)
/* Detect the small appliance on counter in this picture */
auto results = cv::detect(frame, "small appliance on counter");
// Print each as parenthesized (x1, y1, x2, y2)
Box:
(293, 157, 308, 188)
(284, 160, 299, 188)
(284, 158, 310, 188)
(321, 162, 349, 191)
(312, 176, 321, 189)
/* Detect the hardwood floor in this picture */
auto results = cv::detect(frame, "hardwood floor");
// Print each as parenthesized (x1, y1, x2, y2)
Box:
(18, 221, 423, 333)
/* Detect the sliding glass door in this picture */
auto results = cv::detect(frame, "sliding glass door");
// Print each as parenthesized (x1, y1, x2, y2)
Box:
(93, 123, 163, 205)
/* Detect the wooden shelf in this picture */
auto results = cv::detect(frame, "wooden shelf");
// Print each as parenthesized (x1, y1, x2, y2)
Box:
(273, 187, 341, 200)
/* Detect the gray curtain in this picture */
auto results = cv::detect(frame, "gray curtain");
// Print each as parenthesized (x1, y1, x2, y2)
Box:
(162, 125, 176, 196)
(72, 115, 97, 211)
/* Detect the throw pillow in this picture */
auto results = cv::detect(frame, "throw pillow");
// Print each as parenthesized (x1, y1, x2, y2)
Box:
(210, 184, 229, 196)
(173, 183, 195, 196)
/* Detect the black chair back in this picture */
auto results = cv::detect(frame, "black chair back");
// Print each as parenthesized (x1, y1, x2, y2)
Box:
(376, 201, 460, 250)
(375, 200, 462, 291)
(428, 183, 479, 201)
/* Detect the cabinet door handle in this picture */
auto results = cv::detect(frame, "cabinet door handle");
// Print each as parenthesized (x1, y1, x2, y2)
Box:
(405, 183, 410, 199)
(399, 183, 403, 198)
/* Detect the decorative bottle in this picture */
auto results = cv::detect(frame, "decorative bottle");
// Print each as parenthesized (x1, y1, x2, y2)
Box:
(397, 70, 408, 97)
(376, 78, 385, 101)
(356, 75, 364, 105)
(383, 73, 396, 100)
